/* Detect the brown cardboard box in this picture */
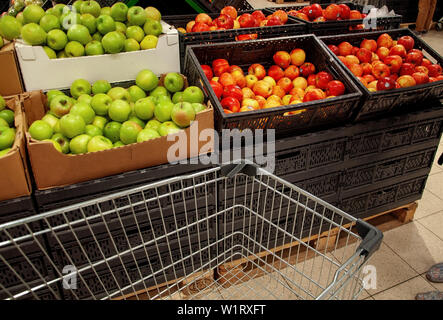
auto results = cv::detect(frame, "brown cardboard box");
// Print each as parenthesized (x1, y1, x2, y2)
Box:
(0, 96, 32, 201)
(0, 42, 24, 96)
(22, 90, 214, 190)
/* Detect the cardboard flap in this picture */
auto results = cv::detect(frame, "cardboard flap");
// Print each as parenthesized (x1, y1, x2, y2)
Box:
(21, 90, 46, 127)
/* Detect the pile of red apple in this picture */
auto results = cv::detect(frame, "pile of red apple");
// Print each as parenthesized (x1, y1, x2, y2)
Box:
(201, 48, 347, 114)
(182, 6, 290, 39)
(327, 33, 443, 92)
(287, 3, 366, 22)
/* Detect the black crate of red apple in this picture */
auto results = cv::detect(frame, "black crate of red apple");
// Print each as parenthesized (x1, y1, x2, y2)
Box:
(184, 35, 362, 135)
(320, 28, 443, 121)
(270, 2, 401, 35)
(163, 6, 306, 67)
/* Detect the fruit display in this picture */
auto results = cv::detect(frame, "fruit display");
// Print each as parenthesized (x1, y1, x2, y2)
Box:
(201, 48, 347, 115)
(0, 95, 17, 157)
(326, 33, 443, 91)
(286, 3, 366, 23)
(0, 1, 163, 59)
(27, 69, 207, 155)
(5, 0, 43, 18)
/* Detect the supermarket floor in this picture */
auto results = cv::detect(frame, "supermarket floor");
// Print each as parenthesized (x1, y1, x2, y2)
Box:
(246, 0, 443, 300)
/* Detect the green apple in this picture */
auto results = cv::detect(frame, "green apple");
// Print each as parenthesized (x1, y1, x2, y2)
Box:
(21, 23, 46, 45)
(154, 100, 174, 123)
(140, 35, 158, 50)
(0, 148, 12, 157)
(70, 102, 95, 124)
(0, 96, 5, 111)
(127, 6, 147, 26)
(192, 103, 206, 113)
(124, 38, 139, 52)
(111, 2, 128, 22)
(136, 69, 158, 92)
(43, 46, 56, 59)
(126, 25, 144, 42)
(0, 16, 22, 41)
(0, 36, 3, 49)
(69, 134, 91, 154)
(60, 114, 86, 138)
(91, 93, 112, 115)
(65, 41, 85, 57)
(46, 29, 68, 51)
(145, 7, 161, 22)
(67, 24, 91, 45)
(133, 97, 155, 120)
(70, 79, 91, 99)
(53, 120, 62, 133)
(113, 141, 124, 148)
(43, 139, 62, 153)
(80, 1, 101, 18)
(72, 1, 85, 14)
(127, 85, 146, 103)
(145, 119, 161, 131)
(41, 114, 59, 130)
(137, 128, 160, 142)
(158, 121, 180, 137)
(108, 99, 131, 122)
(107, 87, 130, 102)
(164, 72, 184, 93)
(52, 4, 67, 18)
(80, 13, 96, 34)
(172, 91, 184, 104)
(23, 4, 45, 24)
(85, 40, 104, 55)
(157, 94, 172, 104)
(149, 86, 170, 99)
(92, 31, 102, 41)
(57, 50, 67, 59)
(77, 94, 92, 105)
(60, 12, 81, 31)
(128, 116, 145, 128)
(15, 12, 24, 25)
(87, 135, 113, 152)
(51, 133, 70, 154)
(29, 120, 53, 140)
(0, 118, 9, 128)
(101, 7, 112, 16)
(50, 95, 73, 118)
(143, 19, 162, 37)
(0, 127, 15, 150)
(85, 124, 102, 137)
(46, 89, 64, 105)
(120, 120, 142, 145)
(115, 21, 126, 35)
(39, 14, 60, 32)
(101, 30, 124, 53)
(171, 102, 195, 128)
(96, 14, 115, 35)
(92, 80, 111, 94)
(182, 86, 204, 104)
(0, 109, 14, 127)
(103, 121, 121, 143)
(92, 115, 107, 130)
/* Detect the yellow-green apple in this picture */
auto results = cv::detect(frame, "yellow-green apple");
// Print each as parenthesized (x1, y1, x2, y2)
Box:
(59, 114, 86, 138)
(109, 99, 131, 122)
(65, 41, 85, 57)
(110, 2, 128, 22)
(263, 76, 276, 88)
(21, 23, 47, 45)
(102, 30, 124, 53)
(126, 25, 144, 42)
(143, 18, 162, 36)
(69, 134, 90, 154)
(137, 128, 160, 142)
(70, 79, 91, 99)
(91, 93, 112, 115)
(158, 121, 180, 136)
(119, 120, 142, 144)
(103, 121, 122, 143)
(293, 77, 308, 90)
(50, 95, 74, 117)
(70, 102, 95, 124)
(40, 14, 61, 33)
(290, 48, 306, 66)
(171, 102, 196, 127)
(127, 6, 147, 26)
(164, 72, 184, 93)
(183, 86, 204, 104)
(87, 135, 113, 152)
(134, 97, 155, 120)
(47, 29, 68, 51)
(29, 120, 53, 140)
(136, 69, 158, 91)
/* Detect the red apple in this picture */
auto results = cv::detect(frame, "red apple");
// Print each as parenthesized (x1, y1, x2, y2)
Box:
(219, 72, 235, 87)
(361, 63, 373, 75)
(268, 65, 285, 81)
(306, 74, 315, 87)
(210, 80, 223, 99)
(221, 6, 237, 20)
(377, 47, 390, 61)
(271, 85, 285, 98)
(315, 71, 333, 89)
(235, 33, 258, 41)
(412, 72, 429, 84)
(352, 46, 360, 56)
(309, 3, 323, 20)
(272, 10, 288, 24)
(397, 36, 415, 52)
(253, 80, 272, 98)
(437, 75, 443, 81)
(357, 48, 372, 63)
(201, 65, 213, 80)
(372, 63, 391, 79)
(248, 63, 266, 80)
(277, 77, 294, 93)
(215, 14, 234, 29)
(400, 63, 416, 76)
(377, 33, 394, 49)
(405, 49, 424, 66)
(284, 65, 300, 80)
(377, 76, 396, 91)
(192, 22, 210, 32)
(363, 74, 376, 83)
(389, 44, 407, 58)
(314, 16, 326, 22)
(383, 55, 403, 74)
(186, 21, 196, 33)
(349, 63, 363, 77)
(345, 55, 360, 66)
(231, 70, 246, 88)
(290, 48, 306, 66)
(222, 84, 243, 101)
(357, 76, 368, 87)
(396, 75, 416, 88)
(349, 10, 362, 20)
(324, 4, 341, 21)
(338, 42, 353, 56)
(221, 96, 240, 112)
(195, 13, 212, 25)
(326, 80, 345, 96)
(421, 58, 432, 68)
(337, 56, 347, 65)
(328, 44, 340, 56)
(251, 10, 266, 23)
(361, 39, 378, 52)
(228, 65, 242, 74)
(428, 64, 443, 77)
(238, 13, 255, 28)
(339, 4, 351, 19)
(299, 62, 316, 77)
(242, 87, 255, 99)
(267, 15, 283, 26)
(212, 59, 230, 77)
(415, 66, 429, 75)
(273, 51, 291, 69)
(303, 88, 326, 102)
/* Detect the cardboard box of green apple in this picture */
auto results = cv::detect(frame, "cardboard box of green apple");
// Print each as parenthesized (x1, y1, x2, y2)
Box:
(1, 1, 180, 91)
(0, 94, 32, 201)
(23, 69, 214, 190)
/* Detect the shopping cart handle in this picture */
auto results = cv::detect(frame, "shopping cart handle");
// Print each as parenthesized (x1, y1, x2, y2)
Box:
(220, 162, 258, 178)
(355, 219, 384, 261)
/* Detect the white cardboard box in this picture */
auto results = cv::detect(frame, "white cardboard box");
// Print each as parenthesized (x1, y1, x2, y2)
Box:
(15, 21, 179, 91)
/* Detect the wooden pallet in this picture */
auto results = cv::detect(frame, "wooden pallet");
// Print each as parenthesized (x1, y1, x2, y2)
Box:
(114, 202, 418, 299)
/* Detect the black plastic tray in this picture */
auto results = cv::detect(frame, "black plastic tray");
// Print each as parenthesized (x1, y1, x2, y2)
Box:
(185, 35, 363, 136)
(319, 29, 443, 122)
(271, 1, 402, 36)
(163, 9, 307, 69)
(198, 0, 254, 13)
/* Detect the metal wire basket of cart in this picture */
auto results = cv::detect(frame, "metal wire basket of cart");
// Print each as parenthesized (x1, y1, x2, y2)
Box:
(0, 162, 382, 300)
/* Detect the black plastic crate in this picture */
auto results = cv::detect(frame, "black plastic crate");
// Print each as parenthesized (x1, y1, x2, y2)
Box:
(198, 0, 254, 13)
(271, 1, 402, 36)
(319, 29, 443, 122)
(163, 9, 306, 69)
(185, 35, 363, 136)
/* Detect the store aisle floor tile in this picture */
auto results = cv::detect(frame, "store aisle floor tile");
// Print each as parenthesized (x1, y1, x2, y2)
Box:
(418, 211, 443, 241)
(372, 275, 436, 300)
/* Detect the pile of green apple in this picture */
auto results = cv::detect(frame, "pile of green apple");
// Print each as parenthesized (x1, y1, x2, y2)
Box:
(28, 69, 207, 154)
(6, 0, 43, 18)
(0, 95, 17, 158)
(0, 1, 163, 59)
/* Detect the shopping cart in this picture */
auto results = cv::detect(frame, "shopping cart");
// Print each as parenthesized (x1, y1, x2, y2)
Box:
(0, 162, 382, 300)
